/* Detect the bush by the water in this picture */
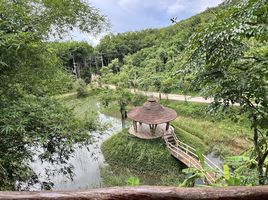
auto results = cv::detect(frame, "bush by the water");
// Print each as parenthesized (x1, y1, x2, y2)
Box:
(76, 79, 87, 97)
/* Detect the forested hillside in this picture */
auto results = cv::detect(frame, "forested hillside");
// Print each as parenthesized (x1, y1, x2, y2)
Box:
(97, 4, 224, 93)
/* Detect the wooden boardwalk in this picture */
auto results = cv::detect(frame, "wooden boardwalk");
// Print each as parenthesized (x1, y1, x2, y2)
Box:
(163, 127, 223, 184)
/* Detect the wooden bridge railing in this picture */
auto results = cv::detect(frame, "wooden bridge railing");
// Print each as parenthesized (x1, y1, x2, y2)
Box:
(0, 186, 268, 199)
(171, 128, 223, 173)
(164, 127, 223, 183)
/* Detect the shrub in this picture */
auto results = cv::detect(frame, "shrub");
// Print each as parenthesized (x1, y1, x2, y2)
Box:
(76, 78, 87, 97)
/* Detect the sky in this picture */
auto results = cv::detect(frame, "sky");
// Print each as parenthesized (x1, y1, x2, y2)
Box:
(69, 0, 223, 46)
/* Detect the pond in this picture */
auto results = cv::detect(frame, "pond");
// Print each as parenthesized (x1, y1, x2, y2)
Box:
(29, 97, 223, 190)
(30, 100, 122, 190)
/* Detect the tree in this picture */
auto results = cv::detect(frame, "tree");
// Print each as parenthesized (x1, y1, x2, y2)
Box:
(100, 63, 133, 129)
(50, 41, 94, 83)
(0, 0, 107, 190)
(76, 78, 87, 97)
(107, 58, 121, 74)
(160, 77, 173, 100)
(100, 88, 132, 129)
(184, 0, 268, 185)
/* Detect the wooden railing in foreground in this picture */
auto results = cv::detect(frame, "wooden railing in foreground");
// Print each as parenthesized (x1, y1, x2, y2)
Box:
(0, 186, 268, 199)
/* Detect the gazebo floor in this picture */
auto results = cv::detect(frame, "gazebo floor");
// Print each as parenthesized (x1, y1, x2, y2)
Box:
(128, 123, 168, 139)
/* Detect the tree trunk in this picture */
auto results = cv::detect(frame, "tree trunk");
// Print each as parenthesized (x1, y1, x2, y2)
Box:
(252, 114, 264, 185)
(184, 94, 187, 102)
(159, 93, 161, 100)
(120, 109, 127, 129)
(265, 166, 268, 184)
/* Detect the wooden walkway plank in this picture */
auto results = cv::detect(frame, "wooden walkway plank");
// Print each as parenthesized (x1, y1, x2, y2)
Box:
(163, 127, 223, 184)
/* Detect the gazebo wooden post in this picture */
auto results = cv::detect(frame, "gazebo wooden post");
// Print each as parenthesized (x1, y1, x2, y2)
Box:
(149, 124, 154, 134)
(149, 124, 157, 135)
(154, 124, 158, 134)
(133, 121, 138, 132)
(166, 122, 170, 131)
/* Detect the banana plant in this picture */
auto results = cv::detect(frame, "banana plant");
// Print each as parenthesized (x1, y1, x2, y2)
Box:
(222, 165, 242, 186)
(127, 177, 140, 186)
(179, 149, 219, 187)
(223, 155, 259, 185)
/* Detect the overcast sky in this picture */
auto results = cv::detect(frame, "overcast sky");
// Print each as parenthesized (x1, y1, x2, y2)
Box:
(68, 0, 223, 45)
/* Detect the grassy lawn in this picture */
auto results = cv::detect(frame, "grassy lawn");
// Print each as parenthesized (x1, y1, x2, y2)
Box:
(172, 117, 250, 157)
(163, 100, 251, 157)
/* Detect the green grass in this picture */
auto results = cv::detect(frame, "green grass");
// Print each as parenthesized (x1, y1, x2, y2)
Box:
(99, 101, 121, 118)
(172, 123, 206, 152)
(101, 164, 184, 187)
(163, 100, 251, 157)
(102, 129, 185, 173)
(161, 100, 211, 119)
(101, 129, 186, 186)
(61, 93, 98, 118)
(172, 116, 251, 157)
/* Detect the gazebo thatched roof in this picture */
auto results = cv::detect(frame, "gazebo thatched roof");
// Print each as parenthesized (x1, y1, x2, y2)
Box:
(127, 96, 177, 124)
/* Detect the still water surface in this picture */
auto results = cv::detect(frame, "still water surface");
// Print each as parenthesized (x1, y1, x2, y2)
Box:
(30, 103, 122, 190)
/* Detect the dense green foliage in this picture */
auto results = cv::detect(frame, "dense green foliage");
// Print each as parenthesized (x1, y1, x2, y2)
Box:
(76, 78, 88, 97)
(0, 0, 106, 190)
(185, 0, 268, 185)
(96, 29, 160, 64)
(49, 41, 95, 83)
(98, 5, 223, 94)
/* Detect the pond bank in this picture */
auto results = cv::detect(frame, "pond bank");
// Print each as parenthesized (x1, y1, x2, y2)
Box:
(101, 130, 186, 187)
(30, 96, 122, 190)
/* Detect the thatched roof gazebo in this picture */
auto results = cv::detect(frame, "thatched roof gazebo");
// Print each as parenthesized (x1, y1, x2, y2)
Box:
(127, 96, 177, 139)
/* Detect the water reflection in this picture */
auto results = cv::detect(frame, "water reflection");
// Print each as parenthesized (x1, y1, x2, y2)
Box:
(30, 108, 122, 190)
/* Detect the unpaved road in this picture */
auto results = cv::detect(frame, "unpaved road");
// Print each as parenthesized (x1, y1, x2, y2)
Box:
(103, 84, 213, 104)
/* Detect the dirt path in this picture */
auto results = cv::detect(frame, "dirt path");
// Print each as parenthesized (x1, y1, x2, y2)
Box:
(103, 84, 213, 104)
(55, 84, 213, 104)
